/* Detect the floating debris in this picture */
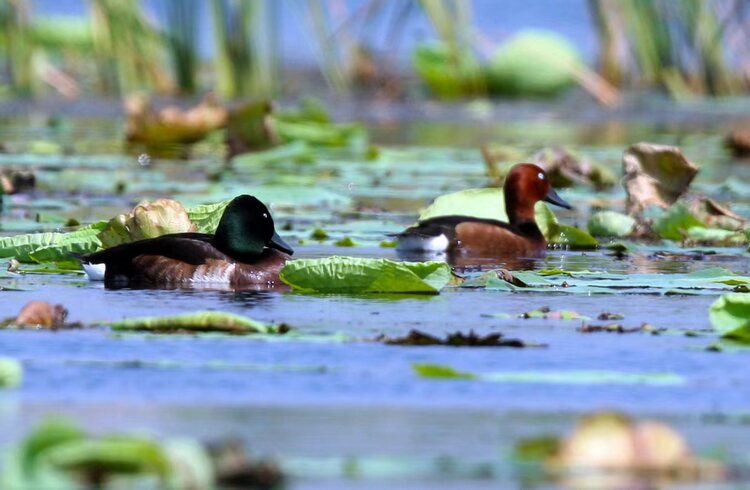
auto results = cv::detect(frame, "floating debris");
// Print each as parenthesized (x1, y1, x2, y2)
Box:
(377, 329, 529, 347)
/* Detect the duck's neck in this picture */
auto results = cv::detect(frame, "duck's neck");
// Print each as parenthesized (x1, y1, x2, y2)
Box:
(504, 196, 544, 241)
(212, 232, 266, 261)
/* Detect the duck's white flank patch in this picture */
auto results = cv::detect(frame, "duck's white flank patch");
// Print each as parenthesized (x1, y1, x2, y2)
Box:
(82, 263, 106, 281)
(396, 234, 450, 252)
(191, 263, 236, 284)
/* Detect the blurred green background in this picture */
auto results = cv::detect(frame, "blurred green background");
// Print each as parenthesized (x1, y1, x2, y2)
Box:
(1, 0, 748, 101)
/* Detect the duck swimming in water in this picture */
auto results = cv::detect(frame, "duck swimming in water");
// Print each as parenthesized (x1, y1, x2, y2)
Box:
(79, 195, 293, 288)
(396, 163, 572, 258)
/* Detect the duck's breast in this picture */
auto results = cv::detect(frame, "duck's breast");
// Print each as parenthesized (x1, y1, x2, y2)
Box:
(454, 222, 545, 257)
(232, 249, 290, 287)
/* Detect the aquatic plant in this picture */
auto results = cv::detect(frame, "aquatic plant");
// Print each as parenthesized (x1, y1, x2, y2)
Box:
(589, 0, 749, 96)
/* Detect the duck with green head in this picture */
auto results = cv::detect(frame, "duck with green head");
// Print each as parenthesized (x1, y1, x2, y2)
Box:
(79, 195, 293, 288)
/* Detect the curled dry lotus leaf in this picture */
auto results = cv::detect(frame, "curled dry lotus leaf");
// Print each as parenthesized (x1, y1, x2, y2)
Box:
(554, 411, 696, 473)
(15, 301, 68, 328)
(690, 197, 747, 231)
(623, 143, 699, 216)
(725, 127, 750, 157)
(556, 411, 637, 470)
(632, 421, 692, 471)
(125, 93, 228, 145)
(533, 147, 616, 190)
(98, 199, 197, 248)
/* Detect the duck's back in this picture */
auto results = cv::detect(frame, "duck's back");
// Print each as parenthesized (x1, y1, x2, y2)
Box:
(81, 233, 288, 287)
(397, 215, 545, 256)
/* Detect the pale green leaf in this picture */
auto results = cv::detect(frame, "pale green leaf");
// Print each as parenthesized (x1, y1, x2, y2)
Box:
(709, 293, 750, 342)
(111, 311, 286, 334)
(587, 211, 636, 237)
(279, 256, 452, 294)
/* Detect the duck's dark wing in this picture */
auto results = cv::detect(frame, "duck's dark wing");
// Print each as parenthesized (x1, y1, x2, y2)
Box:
(80, 233, 230, 266)
(398, 215, 515, 239)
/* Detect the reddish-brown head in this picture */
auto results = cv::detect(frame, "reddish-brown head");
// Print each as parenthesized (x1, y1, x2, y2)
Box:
(503, 163, 572, 224)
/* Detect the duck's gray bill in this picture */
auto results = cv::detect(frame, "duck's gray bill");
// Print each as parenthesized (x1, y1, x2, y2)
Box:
(544, 187, 573, 210)
(270, 232, 294, 255)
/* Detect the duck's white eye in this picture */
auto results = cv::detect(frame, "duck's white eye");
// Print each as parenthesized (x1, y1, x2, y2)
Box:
(263, 213, 268, 219)
(538, 172, 545, 180)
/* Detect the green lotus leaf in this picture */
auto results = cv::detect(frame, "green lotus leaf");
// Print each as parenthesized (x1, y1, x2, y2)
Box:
(0, 222, 106, 263)
(0, 358, 22, 388)
(412, 42, 485, 99)
(487, 30, 580, 97)
(709, 293, 750, 342)
(110, 311, 287, 334)
(652, 202, 705, 240)
(279, 256, 452, 294)
(98, 199, 196, 248)
(588, 211, 636, 237)
(185, 199, 231, 234)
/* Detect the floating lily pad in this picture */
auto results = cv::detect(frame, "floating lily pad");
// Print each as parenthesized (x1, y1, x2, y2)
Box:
(414, 363, 684, 386)
(110, 311, 288, 335)
(279, 256, 452, 294)
(0, 222, 106, 263)
(709, 293, 750, 342)
(231, 140, 314, 168)
(412, 363, 476, 379)
(588, 211, 636, 238)
(0, 358, 22, 387)
(652, 202, 705, 240)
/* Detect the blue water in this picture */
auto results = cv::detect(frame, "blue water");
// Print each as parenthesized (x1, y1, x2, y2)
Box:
(1, 101, 750, 487)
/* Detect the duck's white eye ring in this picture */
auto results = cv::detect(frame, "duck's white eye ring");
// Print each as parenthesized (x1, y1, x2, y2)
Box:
(263, 213, 268, 218)
(538, 172, 545, 180)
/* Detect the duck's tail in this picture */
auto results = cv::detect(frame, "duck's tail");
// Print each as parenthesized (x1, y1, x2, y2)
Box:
(68, 252, 106, 281)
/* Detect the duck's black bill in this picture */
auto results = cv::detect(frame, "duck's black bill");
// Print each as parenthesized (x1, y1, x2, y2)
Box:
(544, 187, 573, 209)
(269, 232, 294, 255)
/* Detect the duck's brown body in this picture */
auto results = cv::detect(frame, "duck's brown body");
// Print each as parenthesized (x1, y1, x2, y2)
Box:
(81, 233, 290, 288)
(396, 163, 571, 261)
(401, 215, 546, 258)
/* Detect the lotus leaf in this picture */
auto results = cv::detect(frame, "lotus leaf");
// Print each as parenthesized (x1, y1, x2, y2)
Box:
(623, 143, 699, 216)
(0, 222, 106, 263)
(709, 294, 750, 342)
(652, 202, 705, 240)
(0, 358, 22, 387)
(98, 198, 196, 248)
(279, 256, 452, 294)
(412, 42, 485, 99)
(185, 199, 231, 234)
(588, 211, 636, 237)
(487, 30, 579, 97)
(111, 311, 286, 334)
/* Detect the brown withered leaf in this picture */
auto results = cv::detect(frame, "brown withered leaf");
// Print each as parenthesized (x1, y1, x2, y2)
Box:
(725, 127, 750, 157)
(1, 169, 35, 194)
(125, 93, 228, 146)
(226, 99, 276, 158)
(533, 147, 616, 190)
(578, 322, 661, 334)
(14, 301, 68, 329)
(377, 329, 528, 347)
(623, 143, 699, 216)
(207, 439, 285, 489)
(690, 197, 747, 231)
